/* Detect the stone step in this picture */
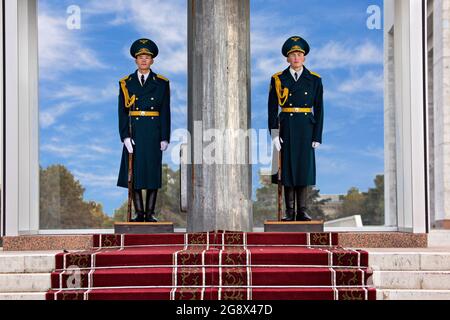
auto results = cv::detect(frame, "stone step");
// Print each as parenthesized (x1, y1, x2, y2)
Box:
(3, 251, 450, 273)
(372, 271, 450, 289)
(0, 273, 51, 292)
(377, 289, 450, 300)
(368, 252, 450, 271)
(428, 231, 450, 247)
(0, 292, 46, 300)
(0, 252, 56, 273)
(3, 270, 446, 293)
(2, 290, 450, 300)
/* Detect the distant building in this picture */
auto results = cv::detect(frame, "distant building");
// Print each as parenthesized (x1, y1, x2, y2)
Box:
(317, 194, 344, 220)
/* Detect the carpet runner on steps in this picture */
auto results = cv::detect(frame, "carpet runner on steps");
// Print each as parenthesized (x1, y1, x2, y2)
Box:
(46, 231, 376, 300)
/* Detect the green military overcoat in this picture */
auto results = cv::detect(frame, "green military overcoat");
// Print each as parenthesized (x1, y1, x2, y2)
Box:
(117, 69, 171, 190)
(268, 66, 324, 187)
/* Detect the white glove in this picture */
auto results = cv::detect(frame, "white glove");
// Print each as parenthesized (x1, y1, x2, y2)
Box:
(312, 142, 321, 149)
(160, 140, 169, 151)
(124, 138, 135, 154)
(273, 137, 283, 152)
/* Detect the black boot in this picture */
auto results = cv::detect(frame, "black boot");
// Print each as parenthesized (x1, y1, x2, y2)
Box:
(131, 189, 145, 222)
(295, 186, 312, 221)
(145, 189, 158, 222)
(282, 186, 295, 221)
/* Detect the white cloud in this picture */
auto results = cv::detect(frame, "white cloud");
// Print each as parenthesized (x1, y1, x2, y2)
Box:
(358, 146, 384, 160)
(250, 11, 294, 85)
(41, 142, 79, 158)
(41, 139, 116, 160)
(324, 85, 383, 114)
(51, 82, 117, 103)
(80, 112, 102, 122)
(250, 39, 383, 86)
(84, 0, 187, 75)
(322, 118, 350, 137)
(315, 144, 337, 152)
(87, 145, 114, 155)
(72, 170, 118, 188)
(250, 8, 383, 87)
(38, 9, 105, 79)
(40, 102, 75, 128)
(308, 41, 383, 70)
(252, 56, 286, 85)
(75, 0, 189, 134)
(319, 69, 384, 116)
(337, 70, 383, 94)
(40, 82, 117, 127)
(316, 155, 349, 174)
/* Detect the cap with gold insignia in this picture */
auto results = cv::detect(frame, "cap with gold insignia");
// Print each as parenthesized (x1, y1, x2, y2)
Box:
(282, 36, 310, 57)
(130, 38, 159, 58)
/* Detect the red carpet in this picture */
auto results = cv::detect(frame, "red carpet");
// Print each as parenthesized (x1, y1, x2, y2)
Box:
(46, 231, 376, 300)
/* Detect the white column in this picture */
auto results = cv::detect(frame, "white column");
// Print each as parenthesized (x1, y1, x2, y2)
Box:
(4, 0, 19, 236)
(0, 0, 4, 236)
(384, 1, 398, 227)
(433, 0, 450, 229)
(4, 0, 39, 236)
(395, 0, 427, 233)
(384, 0, 428, 233)
(427, 0, 435, 228)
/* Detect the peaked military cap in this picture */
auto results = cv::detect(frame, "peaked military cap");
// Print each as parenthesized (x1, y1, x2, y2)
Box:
(282, 36, 310, 57)
(130, 38, 159, 58)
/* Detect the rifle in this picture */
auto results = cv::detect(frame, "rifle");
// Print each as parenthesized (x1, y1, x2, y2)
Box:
(127, 107, 134, 222)
(272, 73, 288, 222)
(120, 76, 136, 223)
(277, 118, 283, 222)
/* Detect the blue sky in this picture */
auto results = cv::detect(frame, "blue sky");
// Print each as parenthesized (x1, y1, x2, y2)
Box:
(38, 0, 384, 216)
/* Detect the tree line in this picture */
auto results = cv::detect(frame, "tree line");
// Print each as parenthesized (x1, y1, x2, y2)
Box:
(40, 164, 384, 229)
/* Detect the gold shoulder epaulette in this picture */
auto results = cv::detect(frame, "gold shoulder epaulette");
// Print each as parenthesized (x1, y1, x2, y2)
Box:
(310, 71, 321, 78)
(119, 75, 135, 108)
(272, 71, 289, 107)
(120, 75, 131, 82)
(157, 74, 169, 82)
(272, 71, 283, 78)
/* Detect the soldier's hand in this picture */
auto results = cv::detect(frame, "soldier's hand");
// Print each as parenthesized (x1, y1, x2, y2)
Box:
(273, 137, 283, 152)
(312, 142, 321, 149)
(124, 138, 135, 154)
(160, 141, 169, 151)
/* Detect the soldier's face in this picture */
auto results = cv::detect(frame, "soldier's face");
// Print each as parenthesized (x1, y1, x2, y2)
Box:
(135, 54, 154, 71)
(287, 51, 305, 70)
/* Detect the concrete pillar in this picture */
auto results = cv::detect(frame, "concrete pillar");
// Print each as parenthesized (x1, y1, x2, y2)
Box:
(187, 0, 252, 232)
(433, 0, 450, 229)
(427, 0, 435, 228)
(3, 0, 39, 236)
(384, 0, 427, 233)
(384, 4, 398, 227)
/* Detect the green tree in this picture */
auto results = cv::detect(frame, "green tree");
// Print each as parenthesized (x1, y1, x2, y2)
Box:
(89, 202, 114, 228)
(362, 175, 384, 225)
(252, 174, 278, 226)
(112, 202, 127, 223)
(338, 175, 385, 226)
(338, 187, 366, 219)
(40, 165, 113, 229)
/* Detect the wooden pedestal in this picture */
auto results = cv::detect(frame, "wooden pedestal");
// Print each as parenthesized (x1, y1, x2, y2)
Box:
(114, 222, 174, 234)
(264, 220, 324, 232)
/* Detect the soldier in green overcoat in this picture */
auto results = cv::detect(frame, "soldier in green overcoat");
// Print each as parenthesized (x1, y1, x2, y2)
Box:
(117, 38, 171, 222)
(268, 36, 324, 221)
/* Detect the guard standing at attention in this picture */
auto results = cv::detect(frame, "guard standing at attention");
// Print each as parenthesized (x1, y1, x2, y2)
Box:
(117, 38, 171, 222)
(268, 36, 324, 222)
